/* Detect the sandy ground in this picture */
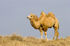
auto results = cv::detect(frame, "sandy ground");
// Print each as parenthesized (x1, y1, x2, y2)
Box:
(0, 34, 70, 46)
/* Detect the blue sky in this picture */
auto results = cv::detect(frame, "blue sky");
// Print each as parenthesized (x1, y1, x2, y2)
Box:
(0, 0, 70, 39)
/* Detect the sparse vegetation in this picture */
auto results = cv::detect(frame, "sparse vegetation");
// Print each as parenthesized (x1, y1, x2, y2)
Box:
(0, 34, 70, 46)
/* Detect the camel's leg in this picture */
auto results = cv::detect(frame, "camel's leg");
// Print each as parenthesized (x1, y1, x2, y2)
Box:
(43, 27, 48, 40)
(53, 27, 59, 40)
(41, 31, 43, 39)
(39, 27, 43, 39)
(44, 31, 47, 40)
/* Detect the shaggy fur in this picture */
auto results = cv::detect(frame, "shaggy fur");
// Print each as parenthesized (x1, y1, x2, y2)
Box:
(27, 12, 59, 40)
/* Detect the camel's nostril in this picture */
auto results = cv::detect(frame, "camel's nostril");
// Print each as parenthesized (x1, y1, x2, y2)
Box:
(27, 16, 29, 18)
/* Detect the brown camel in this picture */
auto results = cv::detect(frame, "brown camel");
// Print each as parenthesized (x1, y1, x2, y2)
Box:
(27, 12, 59, 40)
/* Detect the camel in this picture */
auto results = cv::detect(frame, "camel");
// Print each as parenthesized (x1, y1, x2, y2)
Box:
(27, 12, 59, 40)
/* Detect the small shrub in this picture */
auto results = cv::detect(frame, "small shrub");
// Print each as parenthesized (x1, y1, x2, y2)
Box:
(10, 34, 23, 41)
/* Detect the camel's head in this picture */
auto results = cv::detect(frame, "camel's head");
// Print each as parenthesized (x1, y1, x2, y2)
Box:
(27, 13, 38, 21)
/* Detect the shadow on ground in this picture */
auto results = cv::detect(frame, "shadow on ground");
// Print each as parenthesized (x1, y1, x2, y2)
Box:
(0, 34, 70, 46)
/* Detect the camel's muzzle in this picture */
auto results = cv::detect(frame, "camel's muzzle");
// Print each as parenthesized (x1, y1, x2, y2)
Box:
(27, 16, 29, 18)
(27, 16, 31, 19)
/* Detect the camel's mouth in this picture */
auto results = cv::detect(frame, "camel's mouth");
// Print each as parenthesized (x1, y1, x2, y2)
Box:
(27, 16, 30, 18)
(27, 16, 29, 18)
(27, 16, 31, 20)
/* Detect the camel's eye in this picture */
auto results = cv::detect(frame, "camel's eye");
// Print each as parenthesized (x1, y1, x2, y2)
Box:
(31, 16, 32, 17)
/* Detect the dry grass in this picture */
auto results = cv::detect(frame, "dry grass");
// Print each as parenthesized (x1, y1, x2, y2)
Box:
(0, 34, 70, 46)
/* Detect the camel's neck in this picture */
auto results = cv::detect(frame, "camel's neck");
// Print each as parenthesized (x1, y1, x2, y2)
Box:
(30, 19, 40, 29)
(30, 19, 35, 26)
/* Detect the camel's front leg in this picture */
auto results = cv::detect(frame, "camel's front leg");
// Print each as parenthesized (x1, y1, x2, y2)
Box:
(43, 27, 48, 40)
(44, 31, 47, 40)
(39, 27, 43, 39)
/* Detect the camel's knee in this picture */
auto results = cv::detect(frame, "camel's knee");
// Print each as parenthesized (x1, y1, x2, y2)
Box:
(40, 30, 43, 34)
(44, 32, 47, 35)
(55, 31, 59, 36)
(57, 31, 59, 35)
(56, 31, 59, 38)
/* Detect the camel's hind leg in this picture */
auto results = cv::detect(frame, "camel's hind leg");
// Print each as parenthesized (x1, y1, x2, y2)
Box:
(53, 27, 59, 40)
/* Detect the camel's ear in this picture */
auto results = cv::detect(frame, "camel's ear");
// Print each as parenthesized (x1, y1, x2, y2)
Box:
(30, 13, 36, 16)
